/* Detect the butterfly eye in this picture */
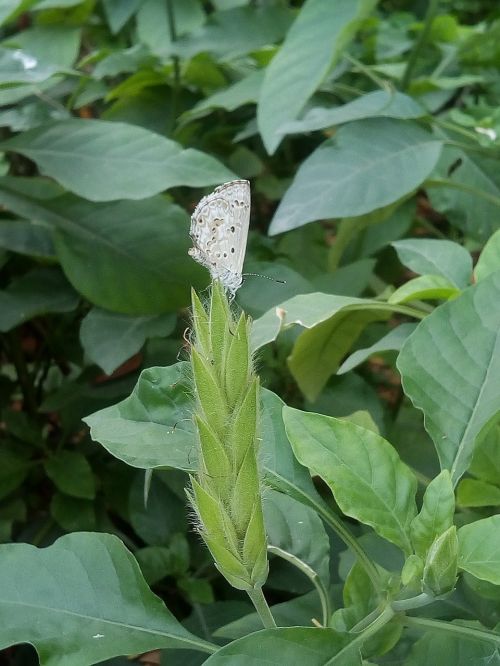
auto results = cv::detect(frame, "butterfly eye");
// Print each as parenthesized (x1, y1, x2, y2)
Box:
(230, 226, 235, 233)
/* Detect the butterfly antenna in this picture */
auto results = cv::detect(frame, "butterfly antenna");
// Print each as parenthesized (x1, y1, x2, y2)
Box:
(242, 273, 286, 285)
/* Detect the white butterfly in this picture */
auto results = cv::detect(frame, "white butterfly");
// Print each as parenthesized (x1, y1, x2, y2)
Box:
(189, 180, 250, 296)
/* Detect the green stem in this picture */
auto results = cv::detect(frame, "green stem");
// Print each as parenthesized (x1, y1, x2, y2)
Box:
(426, 178, 500, 209)
(404, 615, 500, 647)
(328, 605, 395, 665)
(344, 53, 389, 91)
(328, 217, 367, 271)
(391, 592, 434, 612)
(247, 587, 277, 629)
(401, 0, 440, 90)
(166, 0, 181, 130)
(268, 545, 331, 626)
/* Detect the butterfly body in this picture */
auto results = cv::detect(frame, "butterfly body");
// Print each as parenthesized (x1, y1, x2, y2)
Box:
(189, 180, 250, 295)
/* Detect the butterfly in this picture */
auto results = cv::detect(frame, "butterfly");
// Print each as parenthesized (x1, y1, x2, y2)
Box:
(189, 179, 250, 296)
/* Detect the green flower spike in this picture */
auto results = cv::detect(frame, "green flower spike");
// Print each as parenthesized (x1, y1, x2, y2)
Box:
(187, 282, 273, 624)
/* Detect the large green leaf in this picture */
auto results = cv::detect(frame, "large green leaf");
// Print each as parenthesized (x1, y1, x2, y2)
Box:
(458, 515, 500, 585)
(397, 272, 500, 485)
(0, 119, 235, 201)
(391, 239, 473, 289)
(84, 363, 197, 471)
(388, 275, 460, 305)
(0, 268, 78, 332)
(0, 532, 215, 664)
(281, 90, 425, 136)
(257, 0, 377, 153)
(0, 219, 54, 258)
(0, 180, 203, 314)
(136, 0, 205, 57)
(80, 308, 176, 374)
(283, 407, 417, 554)
(251, 292, 419, 401)
(204, 627, 361, 665)
(2, 25, 81, 68)
(269, 119, 442, 234)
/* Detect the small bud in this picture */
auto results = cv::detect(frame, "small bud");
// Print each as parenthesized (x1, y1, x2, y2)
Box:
(423, 526, 458, 596)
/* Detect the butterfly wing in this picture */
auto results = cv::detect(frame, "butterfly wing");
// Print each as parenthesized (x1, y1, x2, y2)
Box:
(189, 180, 250, 293)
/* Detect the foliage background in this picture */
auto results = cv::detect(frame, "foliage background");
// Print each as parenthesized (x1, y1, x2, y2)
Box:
(0, 0, 500, 663)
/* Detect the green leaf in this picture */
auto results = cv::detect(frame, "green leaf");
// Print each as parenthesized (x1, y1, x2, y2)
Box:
(0, 120, 235, 202)
(251, 292, 416, 400)
(80, 308, 176, 375)
(84, 363, 197, 471)
(283, 407, 417, 554)
(428, 140, 500, 241)
(174, 6, 293, 62)
(203, 627, 361, 665)
(0, 47, 60, 85)
(410, 470, 455, 558)
(388, 274, 460, 304)
(456, 479, 500, 507)
(338, 323, 417, 374)
(0, 448, 30, 500)
(2, 25, 81, 68)
(397, 272, 500, 485)
(45, 451, 96, 499)
(264, 489, 330, 588)
(475, 229, 500, 282)
(458, 515, 500, 585)
(182, 70, 263, 123)
(423, 526, 458, 596)
(0, 180, 202, 314)
(406, 627, 500, 666)
(102, 0, 143, 34)
(269, 119, 442, 234)
(0, 532, 215, 663)
(51, 493, 96, 532)
(391, 239, 473, 289)
(257, 0, 377, 153)
(0, 219, 54, 258)
(136, 0, 205, 58)
(469, 423, 500, 485)
(281, 90, 426, 136)
(0, 268, 78, 332)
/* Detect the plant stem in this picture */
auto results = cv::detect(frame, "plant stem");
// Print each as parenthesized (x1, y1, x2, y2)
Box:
(268, 545, 332, 626)
(166, 0, 181, 130)
(426, 178, 500, 208)
(247, 587, 277, 629)
(344, 53, 389, 91)
(401, 0, 440, 90)
(404, 615, 500, 647)
(392, 592, 434, 612)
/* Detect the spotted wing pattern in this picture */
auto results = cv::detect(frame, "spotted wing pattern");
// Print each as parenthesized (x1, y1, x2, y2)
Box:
(189, 180, 250, 295)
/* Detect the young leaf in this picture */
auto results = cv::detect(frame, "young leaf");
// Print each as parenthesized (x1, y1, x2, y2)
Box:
(338, 323, 417, 374)
(0, 532, 215, 664)
(423, 526, 458, 596)
(388, 275, 460, 304)
(398, 272, 500, 485)
(410, 470, 455, 558)
(283, 407, 417, 554)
